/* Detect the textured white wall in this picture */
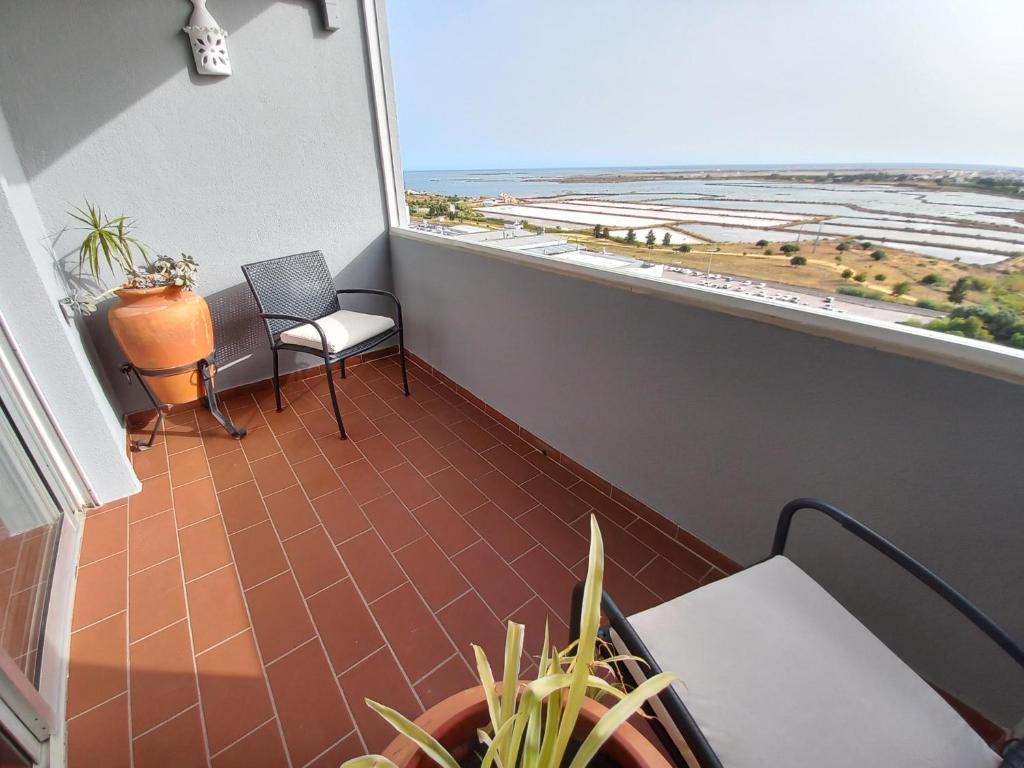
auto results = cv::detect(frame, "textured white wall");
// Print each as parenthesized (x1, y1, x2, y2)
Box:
(0, 0, 392, 413)
(392, 231, 1024, 728)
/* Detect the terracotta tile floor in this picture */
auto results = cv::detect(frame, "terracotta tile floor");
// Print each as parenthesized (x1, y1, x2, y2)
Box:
(66, 354, 727, 768)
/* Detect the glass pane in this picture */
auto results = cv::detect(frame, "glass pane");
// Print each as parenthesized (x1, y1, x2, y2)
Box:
(0, 400, 60, 687)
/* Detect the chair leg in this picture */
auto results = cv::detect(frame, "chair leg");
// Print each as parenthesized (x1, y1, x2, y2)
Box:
(323, 357, 347, 439)
(398, 331, 411, 396)
(272, 348, 282, 412)
(340, 358, 346, 379)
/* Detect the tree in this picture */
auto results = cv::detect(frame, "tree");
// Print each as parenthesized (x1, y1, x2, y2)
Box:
(677, 244, 691, 253)
(625, 229, 636, 244)
(593, 224, 603, 238)
(870, 250, 887, 261)
(892, 281, 911, 296)
(662, 232, 672, 247)
(920, 273, 945, 285)
(874, 273, 886, 281)
(854, 272, 867, 282)
(764, 247, 774, 255)
(780, 243, 800, 254)
(755, 239, 769, 248)
(837, 241, 851, 253)
(859, 241, 873, 250)
(948, 277, 970, 304)
(841, 268, 854, 279)
(645, 230, 656, 248)
(601, 226, 610, 239)
(790, 255, 807, 266)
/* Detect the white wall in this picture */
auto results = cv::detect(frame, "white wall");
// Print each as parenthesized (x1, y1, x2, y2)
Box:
(0, 104, 138, 504)
(0, 0, 393, 414)
(392, 230, 1024, 728)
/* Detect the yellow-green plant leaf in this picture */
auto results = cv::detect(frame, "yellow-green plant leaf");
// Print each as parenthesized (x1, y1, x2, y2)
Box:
(473, 644, 500, 732)
(479, 719, 514, 768)
(340, 756, 400, 768)
(497, 621, 524, 760)
(552, 515, 604, 767)
(366, 699, 459, 768)
(566, 673, 679, 768)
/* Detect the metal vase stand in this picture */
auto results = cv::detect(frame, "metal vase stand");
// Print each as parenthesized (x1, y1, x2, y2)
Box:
(121, 355, 246, 451)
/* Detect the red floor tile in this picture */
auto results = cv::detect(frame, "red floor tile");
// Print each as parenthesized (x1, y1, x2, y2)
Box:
(414, 654, 476, 710)
(263, 484, 320, 540)
(129, 474, 173, 523)
(133, 706, 207, 768)
(464, 503, 536, 563)
(355, 434, 405, 472)
(426, 467, 487, 514)
(217, 482, 269, 534)
(411, 498, 479, 556)
(393, 536, 469, 611)
(185, 567, 249, 653)
(67, 693, 130, 768)
(380, 462, 439, 510)
(336, 459, 390, 505)
(210, 720, 288, 768)
(337, 529, 407, 601)
(292, 454, 343, 500)
(128, 558, 186, 642)
(129, 620, 198, 734)
(475, 470, 539, 518)
(208, 450, 256, 493)
(195, 631, 274, 754)
(231, 520, 289, 589)
(129, 510, 179, 574)
(79, 505, 128, 566)
(521, 474, 589, 524)
(172, 478, 220, 528)
(169, 447, 210, 487)
(369, 583, 454, 682)
(338, 646, 423, 753)
(266, 640, 353, 767)
(435, 590, 508, 672)
(312, 488, 371, 544)
(307, 578, 383, 673)
(249, 453, 298, 497)
(67, 612, 127, 717)
(479, 444, 539, 485)
(452, 541, 533, 619)
(363, 493, 426, 551)
(245, 572, 316, 663)
(281, 526, 346, 597)
(511, 546, 578, 619)
(178, 516, 233, 582)
(72, 551, 127, 631)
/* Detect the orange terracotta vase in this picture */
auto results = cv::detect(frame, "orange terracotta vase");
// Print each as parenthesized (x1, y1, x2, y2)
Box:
(107, 286, 215, 405)
(383, 685, 673, 768)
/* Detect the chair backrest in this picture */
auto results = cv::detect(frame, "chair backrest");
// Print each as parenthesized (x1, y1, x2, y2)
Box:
(241, 251, 340, 342)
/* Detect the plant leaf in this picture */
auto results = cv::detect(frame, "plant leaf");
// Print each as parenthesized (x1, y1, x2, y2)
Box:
(566, 673, 679, 768)
(365, 699, 459, 768)
(552, 515, 604, 767)
(473, 644, 500, 732)
(340, 756, 401, 768)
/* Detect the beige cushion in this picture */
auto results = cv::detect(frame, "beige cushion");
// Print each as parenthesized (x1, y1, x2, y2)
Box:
(279, 309, 394, 355)
(612, 556, 1000, 768)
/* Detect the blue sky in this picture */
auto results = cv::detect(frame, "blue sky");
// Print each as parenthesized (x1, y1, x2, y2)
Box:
(386, 0, 1024, 171)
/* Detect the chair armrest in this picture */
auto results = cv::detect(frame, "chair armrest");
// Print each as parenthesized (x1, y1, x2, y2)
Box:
(336, 289, 404, 328)
(260, 312, 330, 351)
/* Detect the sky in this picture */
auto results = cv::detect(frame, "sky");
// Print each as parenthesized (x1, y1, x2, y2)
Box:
(385, 0, 1024, 171)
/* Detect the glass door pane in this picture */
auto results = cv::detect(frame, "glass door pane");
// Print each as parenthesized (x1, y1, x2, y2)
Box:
(0, 399, 60, 687)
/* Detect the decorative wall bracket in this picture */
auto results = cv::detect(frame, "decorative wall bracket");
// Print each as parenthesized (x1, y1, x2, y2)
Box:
(183, 0, 232, 76)
(320, 0, 342, 30)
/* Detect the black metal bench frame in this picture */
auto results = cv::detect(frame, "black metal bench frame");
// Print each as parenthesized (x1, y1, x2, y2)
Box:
(570, 497, 1024, 768)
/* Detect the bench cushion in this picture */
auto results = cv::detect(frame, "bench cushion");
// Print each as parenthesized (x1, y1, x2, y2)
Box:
(279, 309, 394, 355)
(613, 556, 999, 768)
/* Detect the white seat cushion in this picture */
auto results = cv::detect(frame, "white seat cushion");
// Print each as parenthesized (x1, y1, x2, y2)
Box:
(279, 309, 395, 355)
(612, 556, 999, 768)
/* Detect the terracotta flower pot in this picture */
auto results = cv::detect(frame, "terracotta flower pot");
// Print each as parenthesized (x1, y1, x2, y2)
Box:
(107, 286, 215, 405)
(382, 685, 672, 768)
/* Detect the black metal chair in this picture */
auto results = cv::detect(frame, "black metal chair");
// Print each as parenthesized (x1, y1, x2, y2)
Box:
(241, 251, 409, 439)
(571, 498, 1024, 768)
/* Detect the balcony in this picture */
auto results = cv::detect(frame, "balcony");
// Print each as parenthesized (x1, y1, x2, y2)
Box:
(0, 1, 1022, 767)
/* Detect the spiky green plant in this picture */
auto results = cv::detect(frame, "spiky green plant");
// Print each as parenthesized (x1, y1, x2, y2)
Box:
(342, 517, 677, 768)
(68, 200, 147, 280)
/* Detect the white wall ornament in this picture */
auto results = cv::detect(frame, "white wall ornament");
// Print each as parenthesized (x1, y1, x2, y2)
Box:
(183, 0, 232, 77)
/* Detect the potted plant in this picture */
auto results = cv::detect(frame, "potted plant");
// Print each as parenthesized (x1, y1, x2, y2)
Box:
(70, 201, 213, 405)
(343, 517, 678, 768)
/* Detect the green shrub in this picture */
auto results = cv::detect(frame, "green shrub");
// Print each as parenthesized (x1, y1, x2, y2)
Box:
(874, 273, 886, 281)
(870, 250, 887, 261)
(841, 268, 854, 279)
(836, 241, 850, 252)
(920, 273, 945, 285)
(678, 244, 691, 253)
(764, 247, 774, 255)
(838, 285, 885, 300)
(854, 272, 867, 282)
(780, 243, 800, 254)
(790, 255, 807, 266)
(916, 299, 940, 309)
(755, 239, 769, 248)
(891, 281, 912, 296)
(859, 241, 873, 250)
